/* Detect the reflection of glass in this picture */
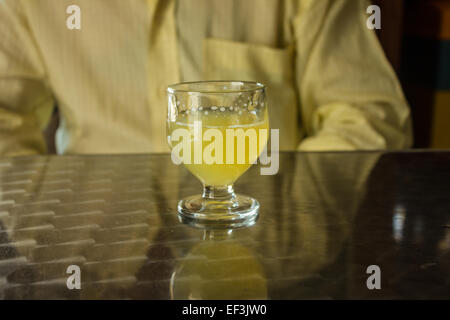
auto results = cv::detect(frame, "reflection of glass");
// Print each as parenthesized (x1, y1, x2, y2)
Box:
(167, 81, 268, 227)
(170, 229, 267, 300)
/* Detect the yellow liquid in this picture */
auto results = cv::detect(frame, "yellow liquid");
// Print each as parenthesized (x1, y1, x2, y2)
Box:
(171, 241, 267, 299)
(168, 109, 268, 186)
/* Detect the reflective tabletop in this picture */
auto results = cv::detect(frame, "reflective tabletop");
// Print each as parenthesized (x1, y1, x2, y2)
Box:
(0, 151, 449, 299)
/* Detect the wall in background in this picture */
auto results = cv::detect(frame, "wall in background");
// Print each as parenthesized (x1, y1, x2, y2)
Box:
(374, 0, 405, 73)
(401, 0, 450, 149)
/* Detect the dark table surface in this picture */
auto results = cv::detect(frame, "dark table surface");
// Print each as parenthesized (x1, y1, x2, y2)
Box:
(0, 151, 449, 300)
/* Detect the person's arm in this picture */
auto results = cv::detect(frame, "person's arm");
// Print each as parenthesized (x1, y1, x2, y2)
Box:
(0, 0, 54, 156)
(295, 0, 412, 151)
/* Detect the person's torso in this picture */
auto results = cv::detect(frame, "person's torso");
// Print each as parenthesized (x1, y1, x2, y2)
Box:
(24, 0, 308, 154)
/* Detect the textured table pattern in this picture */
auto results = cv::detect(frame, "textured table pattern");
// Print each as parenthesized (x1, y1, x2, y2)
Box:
(0, 152, 449, 299)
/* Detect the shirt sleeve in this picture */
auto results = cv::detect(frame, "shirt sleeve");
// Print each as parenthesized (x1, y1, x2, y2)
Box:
(0, 0, 54, 157)
(294, 0, 413, 151)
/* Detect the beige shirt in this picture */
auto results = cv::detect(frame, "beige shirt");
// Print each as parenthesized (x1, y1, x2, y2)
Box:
(0, 0, 412, 156)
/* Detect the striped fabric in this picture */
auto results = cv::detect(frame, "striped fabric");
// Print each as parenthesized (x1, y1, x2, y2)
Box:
(0, 0, 412, 156)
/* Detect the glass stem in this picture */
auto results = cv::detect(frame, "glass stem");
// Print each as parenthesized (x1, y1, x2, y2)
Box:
(202, 185, 236, 201)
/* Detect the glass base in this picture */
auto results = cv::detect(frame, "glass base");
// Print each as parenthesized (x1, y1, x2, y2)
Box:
(177, 193, 259, 229)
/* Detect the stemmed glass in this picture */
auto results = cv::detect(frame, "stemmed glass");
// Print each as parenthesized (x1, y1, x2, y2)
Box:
(167, 81, 268, 227)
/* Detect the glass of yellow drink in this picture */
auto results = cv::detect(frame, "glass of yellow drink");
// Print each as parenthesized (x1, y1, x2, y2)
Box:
(167, 81, 268, 227)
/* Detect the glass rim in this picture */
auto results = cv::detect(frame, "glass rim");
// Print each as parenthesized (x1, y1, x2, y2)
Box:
(167, 80, 265, 94)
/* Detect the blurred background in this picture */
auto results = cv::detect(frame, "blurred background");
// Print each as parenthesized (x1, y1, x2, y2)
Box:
(376, 0, 450, 149)
(41, 0, 450, 151)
